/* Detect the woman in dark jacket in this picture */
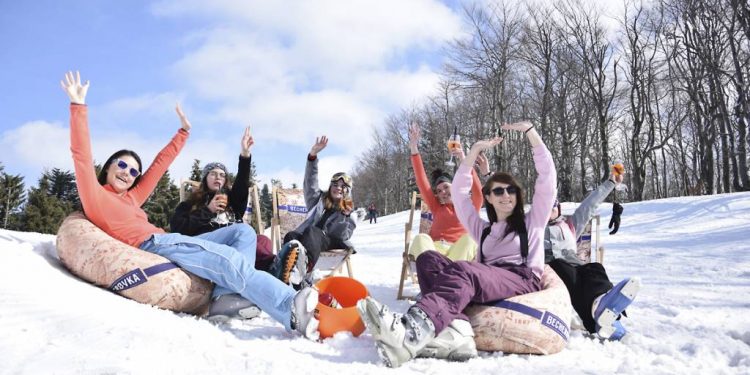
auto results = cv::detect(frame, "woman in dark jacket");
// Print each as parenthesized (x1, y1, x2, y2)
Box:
(170, 128, 253, 236)
(169, 127, 274, 322)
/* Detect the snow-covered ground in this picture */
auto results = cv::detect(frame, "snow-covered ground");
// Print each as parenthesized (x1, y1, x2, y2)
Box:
(1, 192, 749, 374)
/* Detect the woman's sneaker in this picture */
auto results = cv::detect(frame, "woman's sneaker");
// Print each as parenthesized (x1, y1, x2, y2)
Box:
(207, 293, 261, 323)
(593, 277, 641, 339)
(416, 319, 477, 361)
(290, 287, 320, 340)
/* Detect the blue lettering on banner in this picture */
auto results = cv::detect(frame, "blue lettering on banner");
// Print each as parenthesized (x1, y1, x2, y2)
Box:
(541, 311, 570, 340)
(280, 205, 308, 214)
(421, 212, 433, 221)
(109, 269, 147, 292)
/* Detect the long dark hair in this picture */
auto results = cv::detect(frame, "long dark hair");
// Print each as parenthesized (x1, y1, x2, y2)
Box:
(97, 150, 143, 190)
(188, 174, 234, 211)
(482, 172, 526, 238)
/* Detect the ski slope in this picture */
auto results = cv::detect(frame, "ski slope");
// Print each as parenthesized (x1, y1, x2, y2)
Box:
(1, 192, 749, 374)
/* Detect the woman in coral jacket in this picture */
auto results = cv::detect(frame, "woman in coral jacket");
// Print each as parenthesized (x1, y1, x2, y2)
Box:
(407, 123, 489, 261)
(62, 71, 319, 339)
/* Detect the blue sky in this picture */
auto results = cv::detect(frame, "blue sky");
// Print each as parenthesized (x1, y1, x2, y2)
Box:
(0, 0, 467, 190)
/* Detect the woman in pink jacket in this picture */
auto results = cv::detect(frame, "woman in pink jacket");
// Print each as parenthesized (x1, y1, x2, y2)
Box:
(357, 121, 556, 367)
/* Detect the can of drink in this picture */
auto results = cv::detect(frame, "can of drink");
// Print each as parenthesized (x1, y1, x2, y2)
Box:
(318, 292, 340, 308)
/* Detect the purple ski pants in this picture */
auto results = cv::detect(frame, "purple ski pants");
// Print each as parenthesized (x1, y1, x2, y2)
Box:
(414, 250, 541, 333)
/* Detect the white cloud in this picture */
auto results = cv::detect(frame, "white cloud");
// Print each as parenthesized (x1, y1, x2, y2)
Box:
(0, 121, 72, 173)
(153, 0, 463, 157)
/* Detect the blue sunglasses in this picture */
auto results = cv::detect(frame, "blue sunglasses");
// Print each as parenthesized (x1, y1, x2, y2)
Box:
(116, 159, 140, 178)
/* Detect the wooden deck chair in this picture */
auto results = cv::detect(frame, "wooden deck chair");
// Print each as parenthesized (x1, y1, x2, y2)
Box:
(179, 179, 200, 203)
(178, 178, 263, 235)
(242, 185, 264, 234)
(270, 187, 353, 278)
(568, 214, 604, 265)
(397, 191, 433, 300)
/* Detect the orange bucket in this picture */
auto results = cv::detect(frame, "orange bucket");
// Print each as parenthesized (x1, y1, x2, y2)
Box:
(315, 276, 368, 338)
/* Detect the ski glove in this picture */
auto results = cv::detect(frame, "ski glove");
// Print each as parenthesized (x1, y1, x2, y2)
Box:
(609, 202, 624, 235)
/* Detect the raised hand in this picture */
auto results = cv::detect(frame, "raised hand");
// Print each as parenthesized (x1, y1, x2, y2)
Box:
(240, 126, 254, 157)
(501, 121, 534, 133)
(463, 137, 502, 169)
(476, 152, 491, 176)
(469, 137, 503, 153)
(60, 71, 89, 105)
(310, 136, 328, 157)
(450, 144, 466, 163)
(175, 104, 192, 132)
(408, 122, 421, 154)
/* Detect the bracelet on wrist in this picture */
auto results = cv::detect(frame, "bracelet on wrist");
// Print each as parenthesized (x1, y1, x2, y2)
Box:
(524, 125, 535, 135)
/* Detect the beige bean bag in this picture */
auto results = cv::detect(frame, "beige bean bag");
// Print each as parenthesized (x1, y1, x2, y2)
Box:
(56, 212, 212, 314)
(465, 265, 572, 354)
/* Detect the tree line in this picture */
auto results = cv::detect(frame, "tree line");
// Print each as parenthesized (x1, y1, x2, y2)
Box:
(351, 0, 750, 216)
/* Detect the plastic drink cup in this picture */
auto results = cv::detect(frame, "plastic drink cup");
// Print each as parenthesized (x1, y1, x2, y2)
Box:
(612, 160, 624, 176)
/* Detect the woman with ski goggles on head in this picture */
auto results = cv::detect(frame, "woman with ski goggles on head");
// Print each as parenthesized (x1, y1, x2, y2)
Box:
(356, 121, 556, 367)
(63, 71, 320, 340)
(271, 136, 357, 289)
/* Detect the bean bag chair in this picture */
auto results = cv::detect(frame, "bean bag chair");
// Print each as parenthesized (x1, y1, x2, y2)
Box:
(56, 212, 212, 315)
(465, 265, 572, 355)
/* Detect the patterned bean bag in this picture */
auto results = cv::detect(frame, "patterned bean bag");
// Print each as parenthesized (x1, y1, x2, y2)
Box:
(56, 212, 212, 314)
(465, 265, 572, 354)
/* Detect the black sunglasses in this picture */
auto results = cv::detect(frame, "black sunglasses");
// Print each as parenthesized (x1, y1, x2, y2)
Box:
(116, 159, 140, 178)
(491, 186, 517, 196)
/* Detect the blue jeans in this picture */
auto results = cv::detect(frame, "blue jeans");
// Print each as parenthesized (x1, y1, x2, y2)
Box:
(139, 224, 296, 330)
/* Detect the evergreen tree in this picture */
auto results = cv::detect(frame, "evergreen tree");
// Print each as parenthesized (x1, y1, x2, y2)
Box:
(0, 171, 26, 229)
(20, 174, 70, 234)
(250, 160, 259, 186)
(46, 168, 79, 207)
(259, 183, 273, 228)
(142, 170, 180, 231)
(189, 159, 201, 182)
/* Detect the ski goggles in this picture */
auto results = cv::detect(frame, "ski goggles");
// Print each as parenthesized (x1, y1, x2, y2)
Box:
(116, 159, 141, 178)
(491, 185, 518, 196)
(330, 172, 352, 188)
